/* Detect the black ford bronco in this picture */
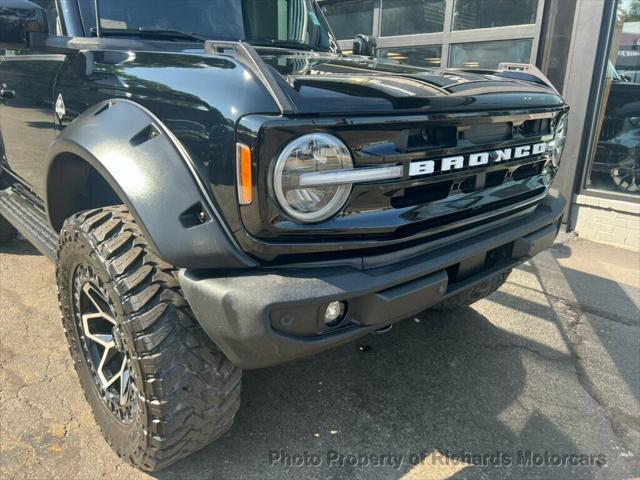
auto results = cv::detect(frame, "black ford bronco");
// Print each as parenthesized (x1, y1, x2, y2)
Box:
(0, 0, 569, 471)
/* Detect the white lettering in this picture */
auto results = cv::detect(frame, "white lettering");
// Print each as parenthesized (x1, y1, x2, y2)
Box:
(469, 152, 489, 166)
(515, 145, 531, 158)
(493, 149, 512, 162)
(532, 142, 548, 155)
(408, 144, 543, 176)
(441, 156, 464, 171)
(409, 160, 435, 176)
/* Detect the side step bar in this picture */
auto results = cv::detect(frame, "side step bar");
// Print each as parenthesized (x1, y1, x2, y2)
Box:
(0, 187, 58, 260)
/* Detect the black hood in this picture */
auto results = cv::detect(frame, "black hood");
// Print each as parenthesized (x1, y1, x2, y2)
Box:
(259, 51, 564, 115)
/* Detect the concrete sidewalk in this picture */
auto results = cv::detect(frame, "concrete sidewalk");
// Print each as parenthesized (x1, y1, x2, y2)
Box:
(1, 235, 639, 479)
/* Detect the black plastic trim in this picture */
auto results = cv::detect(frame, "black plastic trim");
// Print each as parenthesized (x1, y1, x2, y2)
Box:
(179, 191, 566, 369)
(46, 99, 256, 269)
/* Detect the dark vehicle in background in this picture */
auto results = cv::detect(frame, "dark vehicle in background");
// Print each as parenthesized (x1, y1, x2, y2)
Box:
(0, 0, 568, 471)
(590, 62, 640, 193)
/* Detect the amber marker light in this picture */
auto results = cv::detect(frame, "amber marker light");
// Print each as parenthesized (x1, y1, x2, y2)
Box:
(236, 143, 253, 206)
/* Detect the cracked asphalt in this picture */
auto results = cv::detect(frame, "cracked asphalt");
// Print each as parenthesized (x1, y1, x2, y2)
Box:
(1, 235, 639, 480)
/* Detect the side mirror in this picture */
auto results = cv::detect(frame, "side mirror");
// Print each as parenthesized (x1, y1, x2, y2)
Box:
(353, 34, 377, 57)
(0, 0, 48, 51)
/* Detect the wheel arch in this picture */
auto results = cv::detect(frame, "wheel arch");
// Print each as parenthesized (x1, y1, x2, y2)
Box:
(46, 99, 255, 269)
(47, 151, 122, 232)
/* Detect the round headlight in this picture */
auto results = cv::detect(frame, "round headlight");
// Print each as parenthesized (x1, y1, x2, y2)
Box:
(272, 133, 353, 223)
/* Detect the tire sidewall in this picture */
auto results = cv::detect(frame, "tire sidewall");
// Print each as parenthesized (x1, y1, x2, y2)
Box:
(57, 221, 148, 458)
(56, 207, 242, 471)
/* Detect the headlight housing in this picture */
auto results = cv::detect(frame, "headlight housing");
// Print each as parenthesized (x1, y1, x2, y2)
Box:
(271, 133, 354, 223)
(551, 113, 569, 167)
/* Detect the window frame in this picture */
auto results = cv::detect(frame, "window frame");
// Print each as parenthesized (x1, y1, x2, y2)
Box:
(318, 0, 546, 68)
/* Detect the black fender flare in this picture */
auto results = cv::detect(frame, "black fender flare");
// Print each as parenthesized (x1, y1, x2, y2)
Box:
(46, 99, 256, 269)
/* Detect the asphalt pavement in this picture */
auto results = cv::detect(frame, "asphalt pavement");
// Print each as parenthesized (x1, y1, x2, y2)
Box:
(1, 234, 639, 480)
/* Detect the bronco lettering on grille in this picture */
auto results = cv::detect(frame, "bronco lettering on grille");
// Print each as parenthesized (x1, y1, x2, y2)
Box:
(409, 142, 549, 177)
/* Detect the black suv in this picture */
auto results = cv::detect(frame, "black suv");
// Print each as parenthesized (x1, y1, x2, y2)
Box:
(0, 0, 568, 471)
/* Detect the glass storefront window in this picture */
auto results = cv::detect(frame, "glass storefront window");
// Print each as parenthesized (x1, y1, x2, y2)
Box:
(449, 39, 532, 69)
(381, 0, 446, 36)
(378, 45, 443, 67)
(321, 0, 374, 40)
(453, 0, 538, 31)
(586, 1, 640, 195)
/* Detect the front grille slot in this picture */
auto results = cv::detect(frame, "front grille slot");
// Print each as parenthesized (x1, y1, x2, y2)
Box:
(463, 122, 512, 144)
(391, 181, 453, 208)
(521, 118, 551, 136)
(513, 160, 545, 181)
(486, 170, 508, 188)
(406, 126, 457, 151)
(395, 187, 546, 236)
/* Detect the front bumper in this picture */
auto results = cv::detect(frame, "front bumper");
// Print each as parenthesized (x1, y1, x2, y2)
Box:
(179, 191, 566, 369)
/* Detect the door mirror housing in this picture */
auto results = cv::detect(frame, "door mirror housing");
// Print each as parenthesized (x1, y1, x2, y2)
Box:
(0, 0, 48, 51)
(353, 34, 377, 57)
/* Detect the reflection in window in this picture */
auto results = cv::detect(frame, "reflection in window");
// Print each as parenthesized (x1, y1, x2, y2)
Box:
(378, 45, 443, 68)
(587, 3, 640, 195)
(30, 0, 59, 34)
(453, 0, 538, 30)
(535, 0, 577, 94)
(381, 0, 446, 36)
(449, 39, 533, 69)
(321, 0, 374, 40)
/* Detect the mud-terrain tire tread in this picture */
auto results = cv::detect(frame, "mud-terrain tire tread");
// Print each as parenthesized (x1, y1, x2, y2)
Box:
(56, 206, 241, 471)
(0, 215, 17, 243)
(434, 270, 511, 311)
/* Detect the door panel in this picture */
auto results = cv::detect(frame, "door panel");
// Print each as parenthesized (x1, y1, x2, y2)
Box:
(0, 54, 66, 195)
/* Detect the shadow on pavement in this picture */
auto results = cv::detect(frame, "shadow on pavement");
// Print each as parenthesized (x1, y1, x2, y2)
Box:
(518, 249, 640, 455)
(0, 237, 42, 257)
(155, 306, 593, 480)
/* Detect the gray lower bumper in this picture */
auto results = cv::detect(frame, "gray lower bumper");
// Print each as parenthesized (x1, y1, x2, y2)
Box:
(179, 192, 566, 369)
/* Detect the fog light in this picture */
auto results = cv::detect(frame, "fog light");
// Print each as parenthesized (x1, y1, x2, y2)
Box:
(324, 301, 346, 326)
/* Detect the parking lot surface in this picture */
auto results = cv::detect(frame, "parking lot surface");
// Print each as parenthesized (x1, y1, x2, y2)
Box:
(1, 235, 639, 480)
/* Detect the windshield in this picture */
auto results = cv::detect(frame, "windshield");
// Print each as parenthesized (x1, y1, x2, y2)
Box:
(78, 0, 337, 52)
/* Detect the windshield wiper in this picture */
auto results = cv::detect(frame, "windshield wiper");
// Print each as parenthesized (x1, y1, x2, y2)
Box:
(92, 27, 207, 42)
(248, 39, 323, 52)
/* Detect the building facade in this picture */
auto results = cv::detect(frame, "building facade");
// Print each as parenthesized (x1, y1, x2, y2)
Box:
(319, 0, 640, 251)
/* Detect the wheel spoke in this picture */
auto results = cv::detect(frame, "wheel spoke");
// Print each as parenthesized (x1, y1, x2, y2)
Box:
(82, 284, 116, 322)
(119, 360, 131, 406)
(97, 344, 119, 388)
(82, 283, 103, 310)
(82, 312, 116, 347)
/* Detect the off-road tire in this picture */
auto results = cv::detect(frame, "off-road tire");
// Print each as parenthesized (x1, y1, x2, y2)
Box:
(433, 270, 511, 311)
(0, 215, 17, 243)
(56, 206, 241, 471)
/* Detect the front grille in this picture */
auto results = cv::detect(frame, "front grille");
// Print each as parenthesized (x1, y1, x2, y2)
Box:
(342, 110, 561, 224)
(239, 107, 566, 261)
(390, 159, 548, 209)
